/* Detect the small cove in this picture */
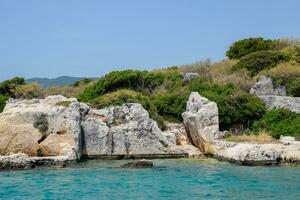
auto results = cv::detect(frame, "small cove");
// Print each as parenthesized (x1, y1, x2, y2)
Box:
(0, 158, 299, 199)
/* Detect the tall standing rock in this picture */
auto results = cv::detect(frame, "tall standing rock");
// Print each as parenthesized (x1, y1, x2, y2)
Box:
(182, 92, 219, 153)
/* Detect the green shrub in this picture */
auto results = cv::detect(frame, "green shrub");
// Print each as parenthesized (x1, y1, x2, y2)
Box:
(0, 95, 8, 113)
(252, 109, 300, 139)
(233, 51, 289, 76)
(188, 76, 266, 130)
(286, 77, 300, 97)
(226, 37, 276, 59)
(152, 93, 189, 122)
(78, 70, 167, 102)
(217, 93, 266, 131)
(33, 114, 49, 133)
(91, 89, 166, 130)
(0, 77, 26, 97)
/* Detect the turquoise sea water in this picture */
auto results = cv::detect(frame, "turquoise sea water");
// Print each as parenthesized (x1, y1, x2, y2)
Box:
(0, 158, 299, 200)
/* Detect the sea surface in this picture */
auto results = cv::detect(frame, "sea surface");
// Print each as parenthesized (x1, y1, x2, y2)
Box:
(0, 158, 299, 200)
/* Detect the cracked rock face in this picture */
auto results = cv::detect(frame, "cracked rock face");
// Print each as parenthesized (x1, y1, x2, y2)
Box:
(82, 104, 183, 157)
(182, 92, 220, 153)
(0, 95, 88, 160)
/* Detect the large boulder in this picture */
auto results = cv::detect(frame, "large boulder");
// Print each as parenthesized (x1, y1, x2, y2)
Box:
(82, 103, 186, 158)
(182, 92, 219, 153)
(0, 95, 89, 160)
(250, 76, 300, 113)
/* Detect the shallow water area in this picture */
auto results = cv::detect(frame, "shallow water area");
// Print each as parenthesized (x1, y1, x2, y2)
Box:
(0, 158, 299, 199)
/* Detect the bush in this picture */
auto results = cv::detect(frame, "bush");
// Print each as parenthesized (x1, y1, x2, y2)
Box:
(286, 78, 300, 97)
(188, 76, 266, 130)
(226, 37, 276, 59)
(0, 95, 8, 113)
(91, 89, 166, 130)
(0, 77, 25, 97)
(233, 51, 289, 76)
(152, 93, 189, 122)
(217, 92, 266, 131)
(15, 83, 44, 99)
(252, 109, 300, 139)
(33, 114, 49, 133)
(78, 70, 167, 102)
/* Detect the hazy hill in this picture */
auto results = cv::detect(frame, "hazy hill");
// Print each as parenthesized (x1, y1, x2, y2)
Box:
(27, 76, 98, 88)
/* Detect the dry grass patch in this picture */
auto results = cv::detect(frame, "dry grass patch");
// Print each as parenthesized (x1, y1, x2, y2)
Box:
(225, 131, 280, 144)
(208, 59, 255, 91)
(178, 59, 212, 74)
(257, 62, 300, 80)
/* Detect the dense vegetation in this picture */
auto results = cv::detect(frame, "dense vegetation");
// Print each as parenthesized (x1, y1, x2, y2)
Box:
(233, 51, 288, 76)
(226, 37, 277, 59)
(1, 37, 300, 139)
(252, 109, 300, 139)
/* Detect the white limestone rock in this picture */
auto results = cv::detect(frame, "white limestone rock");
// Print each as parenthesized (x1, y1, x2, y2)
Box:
(182, 92, 219, 152)
(250, 76, 286, 96)
(214, 140, 300, 165)
(82, 104, 185, 158)
(250, 76, 300, 113)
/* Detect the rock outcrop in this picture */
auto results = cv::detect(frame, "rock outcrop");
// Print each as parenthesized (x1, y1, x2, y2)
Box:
(214, 140, 300, 165)
(250, 76, 300, 113)
(181, 92, 300, 165)
(0, 96, 88, 161)
(82, 104, 185, 158)
(250, 76, 286, 96)
(0, 96, 187, 169)
(182, 92, 220, 153)
(162, 122, 202, 157)
(181, 72, 200, 82)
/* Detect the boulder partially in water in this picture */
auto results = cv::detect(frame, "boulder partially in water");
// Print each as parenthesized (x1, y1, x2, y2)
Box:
(120, 160, 154, 168)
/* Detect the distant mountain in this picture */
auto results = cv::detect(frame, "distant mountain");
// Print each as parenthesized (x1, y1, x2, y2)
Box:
(26, 76, 98, 88)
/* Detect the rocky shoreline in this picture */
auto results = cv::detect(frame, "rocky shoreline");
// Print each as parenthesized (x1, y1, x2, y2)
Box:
(0, 79, 300, 169)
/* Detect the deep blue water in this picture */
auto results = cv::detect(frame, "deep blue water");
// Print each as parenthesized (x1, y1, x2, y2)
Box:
(0, 158, 299, 200)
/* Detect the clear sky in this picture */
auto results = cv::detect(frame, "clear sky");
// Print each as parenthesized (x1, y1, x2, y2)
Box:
(0, 0, 299, 81)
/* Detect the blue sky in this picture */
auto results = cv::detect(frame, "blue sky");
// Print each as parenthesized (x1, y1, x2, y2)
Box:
(0, 0, 299, 81)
